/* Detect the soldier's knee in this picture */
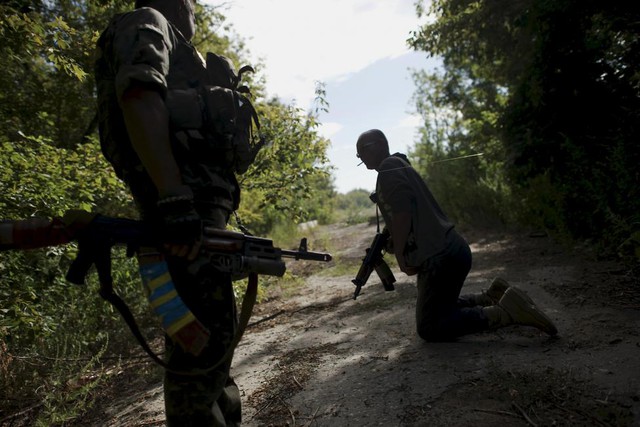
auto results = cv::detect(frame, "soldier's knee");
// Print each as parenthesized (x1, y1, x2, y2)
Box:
(417, 317, 457, 342)
(417, 321, 440, 342)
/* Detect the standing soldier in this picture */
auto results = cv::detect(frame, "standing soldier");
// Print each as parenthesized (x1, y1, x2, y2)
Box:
(95, 1, 242, 425)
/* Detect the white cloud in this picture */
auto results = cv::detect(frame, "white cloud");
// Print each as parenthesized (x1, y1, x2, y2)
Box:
(395, 113, 422, 129)
(216, 0, 423, 105)
(318, 121, 343, 140)
(208, 0, 431, 193)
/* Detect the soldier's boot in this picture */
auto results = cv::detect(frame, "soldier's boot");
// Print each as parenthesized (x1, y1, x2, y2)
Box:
(462, 277, 511, 307)
(483, 287, 558, 336)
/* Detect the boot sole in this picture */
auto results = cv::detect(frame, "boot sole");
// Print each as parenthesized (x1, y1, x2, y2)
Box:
(499, 288, 558, 336)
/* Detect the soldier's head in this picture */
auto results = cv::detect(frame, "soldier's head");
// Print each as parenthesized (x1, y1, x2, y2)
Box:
(135, 0, 196, 41)
(356, 129, 390, 170)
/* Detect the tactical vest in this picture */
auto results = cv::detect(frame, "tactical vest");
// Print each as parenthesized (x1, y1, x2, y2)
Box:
(95, 9, 263, 213)
(167, 52, 263, 176)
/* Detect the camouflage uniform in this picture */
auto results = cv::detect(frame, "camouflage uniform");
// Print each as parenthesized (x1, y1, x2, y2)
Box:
(95, 7, 241, 426)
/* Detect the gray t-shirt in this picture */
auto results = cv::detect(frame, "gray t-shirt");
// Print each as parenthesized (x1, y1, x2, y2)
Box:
(376, 155, 454, 267)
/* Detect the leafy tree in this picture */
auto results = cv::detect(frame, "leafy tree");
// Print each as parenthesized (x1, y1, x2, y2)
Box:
(334, 189, 376, 225)
(407, 65, 511, 226)
(237, 99, 333, 234)
(0, 134, 141, 424)
(0, 1, 132, 146)
(500, 0, 640, 243)
(336, 189, 371, 211)
(409, 0, 640, 243)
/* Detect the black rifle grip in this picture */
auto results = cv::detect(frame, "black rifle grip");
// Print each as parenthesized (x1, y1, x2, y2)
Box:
(66, 238, 95, 285)
(351, 231, 395, 299)
(66, 234, 114, 287)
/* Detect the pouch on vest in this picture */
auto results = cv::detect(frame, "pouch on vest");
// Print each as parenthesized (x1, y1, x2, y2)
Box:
(166, 88, 203, 130)
(201, 52, 265, 175)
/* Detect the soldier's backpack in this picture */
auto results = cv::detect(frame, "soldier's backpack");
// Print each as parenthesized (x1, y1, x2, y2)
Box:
(200, 52, 265, 174)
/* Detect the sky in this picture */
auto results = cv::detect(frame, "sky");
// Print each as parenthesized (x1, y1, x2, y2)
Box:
(211, 0, 436, 194)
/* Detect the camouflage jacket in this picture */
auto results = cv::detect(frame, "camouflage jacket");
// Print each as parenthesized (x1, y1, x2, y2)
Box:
(95, 7, 239, 215)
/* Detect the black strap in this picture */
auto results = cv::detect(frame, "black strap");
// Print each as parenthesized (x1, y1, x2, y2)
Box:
(98, 272, 259, 377)
(70, 223, 258, 376)
(99, 280, 173, 371)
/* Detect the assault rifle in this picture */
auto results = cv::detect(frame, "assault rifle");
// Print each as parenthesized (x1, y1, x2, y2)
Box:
(1, 210, 332, 365)
(0, 210, 331, 284)
(352, 227, 396, 300)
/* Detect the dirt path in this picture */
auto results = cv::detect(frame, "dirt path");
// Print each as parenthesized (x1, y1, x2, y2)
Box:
(93, 222, 640, 426)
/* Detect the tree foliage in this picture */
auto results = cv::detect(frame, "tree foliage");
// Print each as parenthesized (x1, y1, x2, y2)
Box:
(237, 99, 333, 233)
(332, 189, 376, 225)
(409, 0, 640, 243)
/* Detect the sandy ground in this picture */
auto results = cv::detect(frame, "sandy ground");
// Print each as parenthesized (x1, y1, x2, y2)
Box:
(75, 222, 640, 426)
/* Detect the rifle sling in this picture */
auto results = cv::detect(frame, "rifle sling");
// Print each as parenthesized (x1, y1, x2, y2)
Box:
(98, 280, 173, 371)
(98, 272, 259, 377)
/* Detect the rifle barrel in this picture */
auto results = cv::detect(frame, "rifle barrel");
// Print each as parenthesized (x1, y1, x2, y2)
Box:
(280, 249, 332, 262)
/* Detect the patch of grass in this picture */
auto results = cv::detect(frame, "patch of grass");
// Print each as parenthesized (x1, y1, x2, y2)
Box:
(269, 222, 333, 255)
(316, 255, 361, 277)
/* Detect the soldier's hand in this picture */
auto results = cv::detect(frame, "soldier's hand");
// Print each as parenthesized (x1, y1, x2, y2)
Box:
(156, 187, 202, 260)
(397, 256, 419, 276)
(385, 236, 394, 254)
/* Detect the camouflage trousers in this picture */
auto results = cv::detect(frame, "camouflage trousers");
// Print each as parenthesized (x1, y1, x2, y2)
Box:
(163, 209, 242, 426)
